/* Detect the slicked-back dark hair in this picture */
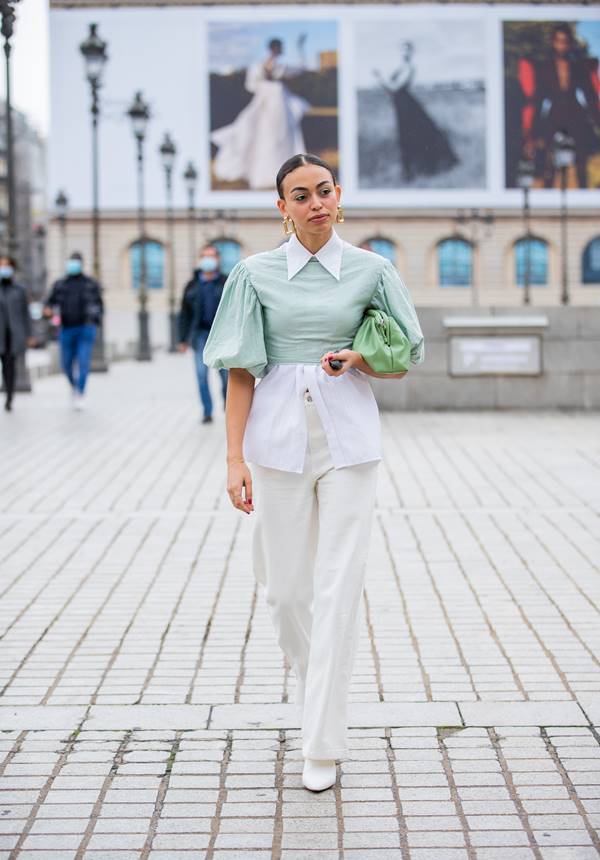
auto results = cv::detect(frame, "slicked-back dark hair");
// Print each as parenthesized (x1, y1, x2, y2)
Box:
(276, 153, 337, 199)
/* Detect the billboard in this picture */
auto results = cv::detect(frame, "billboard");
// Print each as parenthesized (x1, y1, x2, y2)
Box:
(48, 5, 600, 210)
(356, 19, 487, 190)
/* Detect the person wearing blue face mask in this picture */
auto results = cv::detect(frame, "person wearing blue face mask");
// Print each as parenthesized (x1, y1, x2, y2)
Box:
(44, 252, 104, 410)
(178, 245, 228, 424)
(0, 255, 34, 412)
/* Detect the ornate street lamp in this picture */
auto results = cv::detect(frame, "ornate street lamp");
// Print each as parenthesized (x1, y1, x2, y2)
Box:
(55, 189, 69, 269)
(1, 0, 21, 258)
(80, 22, 109, 371)
(552, 131, 575, 306)
(183, 161, 198, 272)
(0, 0, 30, 393)
(159, 132, 177, 352)
(516, 158, 535, 306)
(127, 91, 152, 361)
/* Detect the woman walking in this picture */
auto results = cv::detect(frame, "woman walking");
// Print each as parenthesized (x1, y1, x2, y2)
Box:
(0, 255, 33, 412)
(204, 153, 423, 792)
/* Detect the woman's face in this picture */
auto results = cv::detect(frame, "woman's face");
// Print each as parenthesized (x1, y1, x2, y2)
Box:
(552, 31, 571, 57)
(277, 164, 341, 239)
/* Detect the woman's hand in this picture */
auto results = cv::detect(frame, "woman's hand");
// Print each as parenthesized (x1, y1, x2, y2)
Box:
(227, 459, 254, 515)
(320, 349, 361, 377)
(320, 348, 408, 380)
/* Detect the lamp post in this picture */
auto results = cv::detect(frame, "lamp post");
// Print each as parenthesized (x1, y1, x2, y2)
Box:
(455, 208, 494, 307)
(159, 132, 177, 352)
(55, 190, 69, 269)
(127, 91, 152, 361)
(1, 0, 30, 393)
(0, 0, 21, 259)
(516, 159, 535, 306)
(80, 22, 108, 371)
(553, 131, 575, 306)
(183, 161, 198, 272)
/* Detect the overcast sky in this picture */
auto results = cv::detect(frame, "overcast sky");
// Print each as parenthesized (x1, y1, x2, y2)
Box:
(0, 0, 49, 135)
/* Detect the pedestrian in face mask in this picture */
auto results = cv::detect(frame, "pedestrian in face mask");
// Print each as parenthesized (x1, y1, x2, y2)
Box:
(0, 255, 34, 412)
(178, 245, 228, 424)
(43, 252, 104, 410)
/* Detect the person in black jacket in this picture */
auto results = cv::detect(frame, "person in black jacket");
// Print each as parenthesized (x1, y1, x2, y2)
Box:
(44, 252, 103, 409)
(0, 255, 33, 412)
(178, 245, 228, 424)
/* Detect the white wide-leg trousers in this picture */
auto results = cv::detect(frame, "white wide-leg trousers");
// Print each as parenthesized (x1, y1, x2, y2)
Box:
(252, 394, 379, 759)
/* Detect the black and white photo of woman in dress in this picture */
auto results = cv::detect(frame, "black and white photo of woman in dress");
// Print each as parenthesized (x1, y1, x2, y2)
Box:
(356, 19, 487, 190)
(373, 41, 458, 182)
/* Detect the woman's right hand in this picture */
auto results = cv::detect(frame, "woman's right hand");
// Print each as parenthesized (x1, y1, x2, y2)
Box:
(227, 460, 254, 515)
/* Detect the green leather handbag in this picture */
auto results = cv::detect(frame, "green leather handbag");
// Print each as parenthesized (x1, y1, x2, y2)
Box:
(352, 308, 411, 374)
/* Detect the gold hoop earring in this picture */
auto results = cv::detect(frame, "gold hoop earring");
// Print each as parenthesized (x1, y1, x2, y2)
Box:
(282, 216, 295, 236)
(336, 206, 345, 224)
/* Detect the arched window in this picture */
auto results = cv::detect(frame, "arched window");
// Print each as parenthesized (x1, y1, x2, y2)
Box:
(515, 237, 548, 286)
(130, 240, 164, 290)
(210, 238, 242, 276)
(582, 237, 600, 284)
(438, 238, 472, 287)
(361, 237, 396, 265)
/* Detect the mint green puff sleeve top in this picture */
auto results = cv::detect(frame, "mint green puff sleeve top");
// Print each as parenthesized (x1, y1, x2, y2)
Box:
(203, 260, 268, 378)
(203, 243, 423, 378)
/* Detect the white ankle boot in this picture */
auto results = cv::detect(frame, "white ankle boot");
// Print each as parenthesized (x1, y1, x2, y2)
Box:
(302, 758, 336, 792)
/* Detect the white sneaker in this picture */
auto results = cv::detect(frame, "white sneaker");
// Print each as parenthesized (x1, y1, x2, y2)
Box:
(73, 392, 86, 411)
(302, 758, 336, 792)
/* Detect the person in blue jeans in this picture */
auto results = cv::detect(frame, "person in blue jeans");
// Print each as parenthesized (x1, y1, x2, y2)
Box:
(178, 245, 228, 424)
(44, 252, 103, 410)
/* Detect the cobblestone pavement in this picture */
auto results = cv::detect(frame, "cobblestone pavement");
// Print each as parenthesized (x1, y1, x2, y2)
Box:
(1, 354, 599, 859)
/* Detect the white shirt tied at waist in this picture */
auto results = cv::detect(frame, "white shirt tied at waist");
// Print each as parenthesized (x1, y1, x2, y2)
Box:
(243, 232, 382, 474)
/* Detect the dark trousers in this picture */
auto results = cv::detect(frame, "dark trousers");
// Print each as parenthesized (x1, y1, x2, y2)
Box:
(1, 352, 16, 404)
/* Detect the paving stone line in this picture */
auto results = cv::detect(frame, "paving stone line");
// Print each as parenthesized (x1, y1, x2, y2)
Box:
(72, 729, 134, 858)
(487, 728, 544, 860)
(271, 729, 286, 860)
(438, 729, 475, 860)
(233, 584, 259, 706)
(205, 729, 233, 859)
(187, 520, 242, 707)
(140, 731, 182, 857)
(540, 728, 600, 854)
(384, 728, 410, 860)
(376, 515, 432, 701)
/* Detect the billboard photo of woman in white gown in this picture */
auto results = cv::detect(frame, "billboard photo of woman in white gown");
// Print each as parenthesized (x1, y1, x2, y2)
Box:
(212, 36, 310, 190)
(209, 20, 339, 192)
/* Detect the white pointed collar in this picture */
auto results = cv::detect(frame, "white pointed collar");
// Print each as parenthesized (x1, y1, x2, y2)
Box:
(285, 230, 344, 281)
